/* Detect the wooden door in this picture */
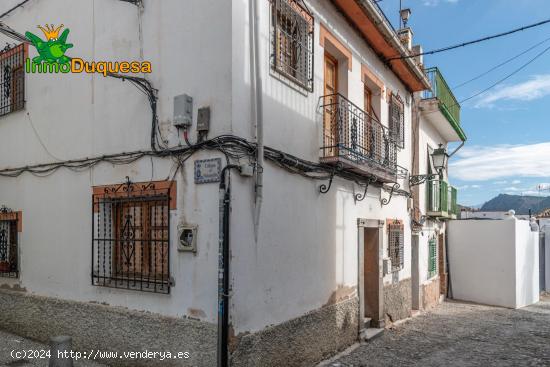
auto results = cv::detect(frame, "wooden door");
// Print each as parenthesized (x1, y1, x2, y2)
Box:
(323, 53, 338, 157)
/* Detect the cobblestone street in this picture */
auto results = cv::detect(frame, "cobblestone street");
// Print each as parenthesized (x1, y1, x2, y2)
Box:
(0, 330, 105, 367)
(323, 294, 550, 367)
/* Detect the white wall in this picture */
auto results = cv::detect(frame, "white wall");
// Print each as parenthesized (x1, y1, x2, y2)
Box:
(229, 0, 415, 333)
(543, 225, 550, 292)
(0, 0, 232, 323)
(448, 219, 539, 308)
(416, 111, 447, 285)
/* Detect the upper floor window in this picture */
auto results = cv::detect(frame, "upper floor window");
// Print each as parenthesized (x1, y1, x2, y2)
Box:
(389, 93, 404, 149)
(0, 44, 25, 117)
(388, 220, 404, 272)
(92, 179, 175, 294)
(270, 0, 314, 92)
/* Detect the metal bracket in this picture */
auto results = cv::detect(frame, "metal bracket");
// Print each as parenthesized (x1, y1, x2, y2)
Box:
(319, 172, 335, 194)
(319, 163, 343, 194)
(409, 173, 440, 187)
(381, 183, 400, 206)
(354, 176, 377, 202)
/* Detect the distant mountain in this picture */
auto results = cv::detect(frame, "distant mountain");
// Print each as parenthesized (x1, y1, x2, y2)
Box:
(480, 194, 550, 215)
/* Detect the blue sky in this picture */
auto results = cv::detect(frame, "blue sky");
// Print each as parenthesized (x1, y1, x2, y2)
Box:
(378, 0, 550, 206)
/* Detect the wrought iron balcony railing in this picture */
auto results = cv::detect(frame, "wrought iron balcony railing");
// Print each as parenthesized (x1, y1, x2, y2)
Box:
(422, 67, 461, 127)
(320, 93, 399, 180)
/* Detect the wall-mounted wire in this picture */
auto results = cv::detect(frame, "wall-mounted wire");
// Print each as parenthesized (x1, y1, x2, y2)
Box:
(0, 134, 410, 200)
(0, 0, 33, 20)
(118, 0, 142, 6)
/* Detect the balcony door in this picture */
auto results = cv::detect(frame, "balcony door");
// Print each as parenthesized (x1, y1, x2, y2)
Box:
(324, 53, 338, 157)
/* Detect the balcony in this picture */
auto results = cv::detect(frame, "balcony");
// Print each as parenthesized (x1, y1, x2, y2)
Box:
(420, 68, 466, 142)
(427, 180, 458, 218)
(319, 93, 402, 183)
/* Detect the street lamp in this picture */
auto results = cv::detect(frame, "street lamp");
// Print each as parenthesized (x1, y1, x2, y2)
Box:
(409, 144, 448, 186)
(431, 144, 448, 173)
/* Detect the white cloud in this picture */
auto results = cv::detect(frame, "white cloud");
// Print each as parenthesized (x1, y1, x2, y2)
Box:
(475, 74, 550, 108)
(493, 180, 508, 185)
(450, 142, 550, 181)
(470, 184, 482, 189)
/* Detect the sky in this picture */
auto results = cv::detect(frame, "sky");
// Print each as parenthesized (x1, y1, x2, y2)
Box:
(378, 0, 550, 206)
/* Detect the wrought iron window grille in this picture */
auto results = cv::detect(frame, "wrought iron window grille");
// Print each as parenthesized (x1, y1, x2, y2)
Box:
(389, 93, 405, 149)
(92, 177, 172, 294)
(270, 0, 314, 92)
(0, 43, 25, 117)
(0, 206, 18, 278)
(388, 220, 404, 272)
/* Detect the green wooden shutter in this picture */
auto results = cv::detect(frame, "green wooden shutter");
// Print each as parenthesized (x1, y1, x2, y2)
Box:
(428, 238, 437, 278)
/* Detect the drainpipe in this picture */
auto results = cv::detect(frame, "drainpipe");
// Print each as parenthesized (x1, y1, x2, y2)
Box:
(218, 165, 239, 367)
(448, 140, 465, 158)
(250, 0, 264, 241)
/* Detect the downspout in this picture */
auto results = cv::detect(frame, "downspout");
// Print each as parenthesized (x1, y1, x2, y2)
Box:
(218, 165, 239, 367)
(448, 140, 465, 158)
(250, 0, 264, 241)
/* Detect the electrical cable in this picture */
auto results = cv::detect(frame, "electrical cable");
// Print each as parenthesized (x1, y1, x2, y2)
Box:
(0, 22, 28, 43)
(0, 0, 33, 19)
(421, 42, 550, 116)
(460, 43, 550, 104)
(25, 112, 64, 162)
(0, 135, 410, 197)
(388, 17, 550, 61)
(453, 35, 550, 90)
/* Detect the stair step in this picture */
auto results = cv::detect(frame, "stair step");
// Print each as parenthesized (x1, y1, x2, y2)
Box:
(361, 327, 384, 342)
(363, 317, 372, 329)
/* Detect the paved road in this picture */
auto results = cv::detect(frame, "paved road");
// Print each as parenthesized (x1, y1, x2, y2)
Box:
(324, 294, 550, 367)
(0, 330, 105, 367)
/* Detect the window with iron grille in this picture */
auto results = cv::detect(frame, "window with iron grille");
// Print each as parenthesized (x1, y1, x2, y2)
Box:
(0, 44, 25, 117)
(270, 0, 314, 92)
(389, 94, 404, 149)
(428, 237, 437, 279)
(0, 207, 19, 278)
(92, 179, 173, 294)
(388, 221, 404, 272)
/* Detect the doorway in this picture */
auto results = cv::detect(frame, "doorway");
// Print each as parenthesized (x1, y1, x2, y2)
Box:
(358, 219, 384, 329)
(364, 227, 380, 320)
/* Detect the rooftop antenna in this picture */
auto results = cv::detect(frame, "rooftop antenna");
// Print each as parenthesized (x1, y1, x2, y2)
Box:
(399, 0, 402, 28)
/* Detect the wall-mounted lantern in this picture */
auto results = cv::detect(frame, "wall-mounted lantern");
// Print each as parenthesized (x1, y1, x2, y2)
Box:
(409, 144, 448, 186)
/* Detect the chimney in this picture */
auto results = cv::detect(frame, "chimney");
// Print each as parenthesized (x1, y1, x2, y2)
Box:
(398, 27, 413, 51)
(411, 44, 423, 68)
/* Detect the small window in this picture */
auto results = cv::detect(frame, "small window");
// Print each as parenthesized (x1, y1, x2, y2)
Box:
(388, 220, 404, 272)
(92, 179, 174, 294)
(428, 237, 437, 278)
(0, 207, 20, 278)
(389, 94, 404, 148)
(0, 44, 25, 117)
(270, 0, 314, 92)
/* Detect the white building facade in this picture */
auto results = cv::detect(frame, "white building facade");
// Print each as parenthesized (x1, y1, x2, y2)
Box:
(0, 1, 465, 366)
(411, 66, 466, 311)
